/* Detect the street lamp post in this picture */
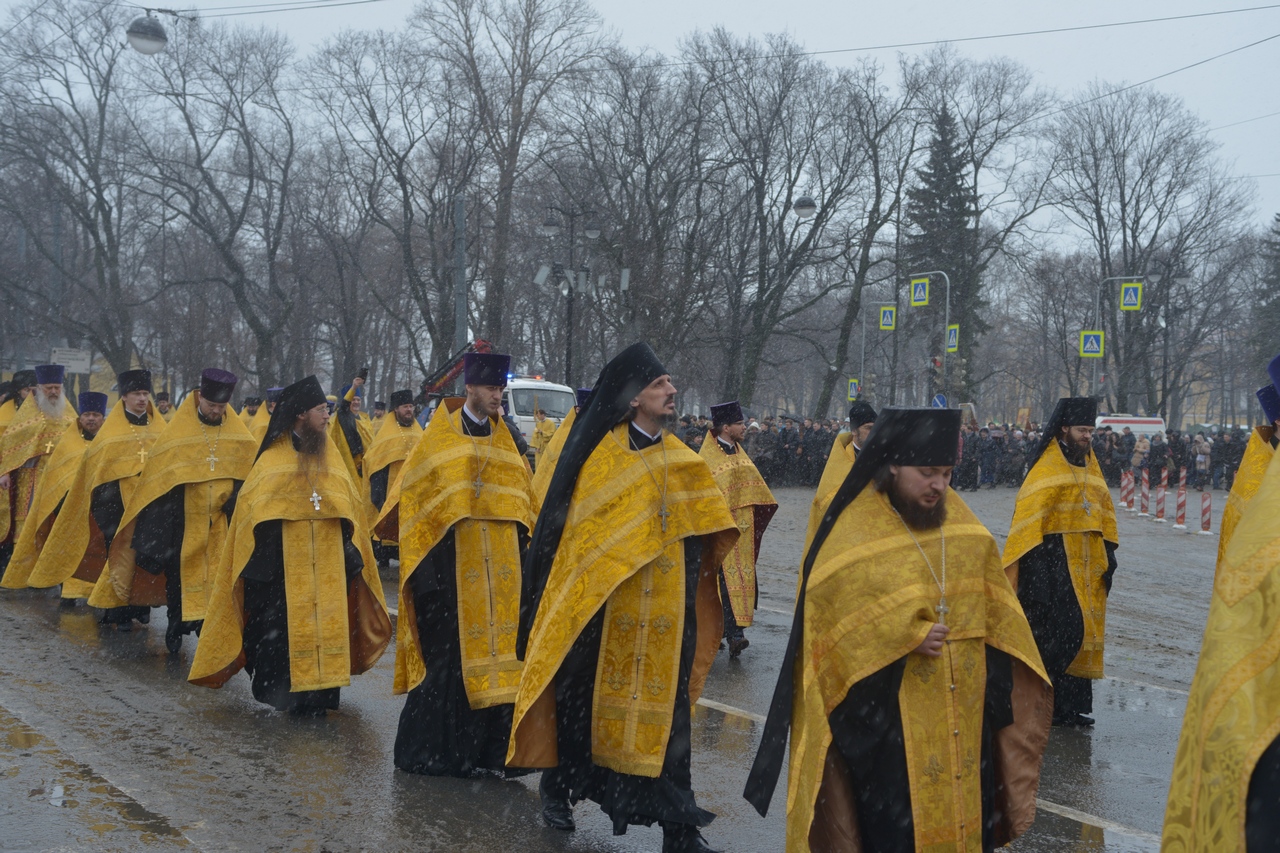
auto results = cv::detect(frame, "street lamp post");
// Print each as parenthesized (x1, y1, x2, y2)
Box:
(539, 207, 600, 386)
(1090, 274, 1156, 396)
(907, 270, 951, 403)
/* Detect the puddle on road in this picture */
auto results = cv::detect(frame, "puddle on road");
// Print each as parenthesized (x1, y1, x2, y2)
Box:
(0, 704, 191, 850)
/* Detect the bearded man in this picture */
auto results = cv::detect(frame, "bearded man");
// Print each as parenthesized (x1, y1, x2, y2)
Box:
(0, 365, 76, 570)
(1, 391, 107, 596)
(376, 354, 536, 778)
(189, 376, 391, 715)
(745, 408, 1050, 853)
(89, 370, 257, 652)
(1003, 397, 1118, 727)
(27, 370, 166, 629)
(241, 396, 263, 418)
(509, 343, 738, 853)
(700, 400, 777, 658)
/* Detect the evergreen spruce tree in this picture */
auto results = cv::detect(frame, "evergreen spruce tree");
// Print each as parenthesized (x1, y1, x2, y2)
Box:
(905, 106, 984, 403)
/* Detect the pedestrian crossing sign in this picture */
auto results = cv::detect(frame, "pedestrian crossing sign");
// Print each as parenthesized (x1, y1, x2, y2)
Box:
(946, 324, 959, 353)
(910, 277, 929, 307)
(847, 378, 860, 401)
(879, 306, 896, 330)
(1079, 330, 1104, 358)
(1120, 282, 1143, 311)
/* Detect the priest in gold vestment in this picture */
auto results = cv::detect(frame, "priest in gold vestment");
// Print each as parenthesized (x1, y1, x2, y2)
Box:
(365, 389, 421, 568)
(804, 401, 877, 553)
(509, 342, 738, 853)
(1163, 407, 1280, 851)
(376, 354, 536, 777)
(329, 376, 375, 484)
(699, 400, 776, 658)
(89, 370, 257, 653)
(1217, 373, 1279, 570)
(247, 387, 281, 444)
(1003, 397, 1118, 727)
(188, 375, 391, 715)
(0, 365, 75, 561)
(1, 391, 107, 597)
(0, 369, 37, 571)
(744, 407, 1051, 853)
(28, 369, 166, 629)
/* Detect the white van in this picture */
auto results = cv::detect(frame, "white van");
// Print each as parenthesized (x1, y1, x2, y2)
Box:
(1095, 414, 1166, 440)
(503, 376, 576, 452)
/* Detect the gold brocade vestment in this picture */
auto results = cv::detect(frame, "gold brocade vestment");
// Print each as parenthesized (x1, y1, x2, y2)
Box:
(1217, 426, 1275, 569)
(0, 398, 17, 543)
(530, 408, 575, 501)
(804, 433, 858, 556)
(1002, 442, 1118, 678)
(189, 433, 391, 693)
(507, 424, 738, 777)
(362, 413, 422, 536)
(699, 432, 777, 627)
(1163, 448, 1280, 851)
(27, 403, 166, 590)
(88, 394, 257, 619)
(374, 400, 535, 701)
(0, 398, 76, 542)
(0, 423, 89, 593)
(790, 487, 1051, 853)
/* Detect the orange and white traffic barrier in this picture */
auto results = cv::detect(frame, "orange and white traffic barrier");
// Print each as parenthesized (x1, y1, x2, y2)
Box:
(1121, 470, 1134, 511)
(1154, 484, 1167, 522)
(1139, 469, 1150, 517)
(1178, 466, 1187, 490)
(1199, 492, 1213, 535)
(1160, 466, 1169, 494)
(1173, 486, 1188, 530)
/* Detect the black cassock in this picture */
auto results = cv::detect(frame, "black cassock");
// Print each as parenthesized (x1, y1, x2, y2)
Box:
(824, 647, 1013, 853)
(1016, 535, 1116, 719)
(95, 409, 151, 626)
(539, 424, 713, 837)
(394, 411, 532, 778)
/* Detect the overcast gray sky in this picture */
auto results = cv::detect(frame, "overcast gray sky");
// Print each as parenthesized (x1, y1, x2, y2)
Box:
(96, 0, 1280, 227)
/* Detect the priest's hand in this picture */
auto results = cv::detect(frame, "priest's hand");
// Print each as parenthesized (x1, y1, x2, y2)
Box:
(915, 622, 950, 658)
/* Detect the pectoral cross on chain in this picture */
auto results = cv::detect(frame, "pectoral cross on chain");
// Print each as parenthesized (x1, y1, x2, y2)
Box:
(44, 440, 55, 454)
(935, 598, 950, 626)
(309, 490, 322, 511)
(472, 476, 484, 498)
(1082, 499, 1093, 516)
(206, 452, 219, 472)
(657, 503, 670, 533)
(136, 446, 148, 465)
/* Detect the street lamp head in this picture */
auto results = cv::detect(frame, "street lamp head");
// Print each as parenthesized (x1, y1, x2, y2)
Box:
(126, 14, 168, 55)
(583, 221, 602, 240)
(539, 215, 562, 238)
(792, 196, 818, 219)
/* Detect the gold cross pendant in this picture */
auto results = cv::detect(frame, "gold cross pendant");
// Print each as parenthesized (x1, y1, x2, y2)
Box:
(44, 440, 55, 454)
(136, 447, 148, 464)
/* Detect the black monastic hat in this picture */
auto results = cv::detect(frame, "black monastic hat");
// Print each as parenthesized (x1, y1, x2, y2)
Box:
(848, 400, 878, 428)
(12, 369, 36, 389)
(518, 342, 669, 655)
(463, 352, 511, 387)
(1027, 396, 1098, 469)
(154, 391, 170, 402)
(710, 400, 744, 428)
(265, 386, 284, 404)
(746, 407, 961, 816)
(34, 364, 65, 385)
(117, 369, 152, 395)
(1259, 383, 1280, 424)
(575, 387, 593, 411)
(389, 389, 413, 408)
(257, 375, 327, 459)
(200, 368, 239, 404)
(243, 396, 263, 407)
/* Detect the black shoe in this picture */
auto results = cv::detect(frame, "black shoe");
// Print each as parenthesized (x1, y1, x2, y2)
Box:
(1052, 713, 1095, 727)
(59, 598, 78, 609)
(728, 637, 749, 658)
(662, 827, 721, 853)
(540, 796, 575, 831)
(137, 609, 151, 624)
(165, 622, 182, 654)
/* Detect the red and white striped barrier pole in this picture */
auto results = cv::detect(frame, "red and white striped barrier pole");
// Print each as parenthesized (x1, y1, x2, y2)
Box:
(1139, 469, 1150, 517)
(1154, 484, 1167, 522)
(1173, 486, 1188, 529)
(1179, 466, 1188, 490)
(1121, 470, 1134, 511)
(1160, 466, 1169, 494)
(1199, 492, 1213, 535)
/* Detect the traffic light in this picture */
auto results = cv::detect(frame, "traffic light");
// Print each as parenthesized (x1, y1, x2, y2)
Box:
(864, 373, 877, 400)
(928, 356, 943, 390)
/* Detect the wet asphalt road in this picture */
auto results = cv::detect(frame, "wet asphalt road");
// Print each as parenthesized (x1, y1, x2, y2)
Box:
(0, 483, 1225, 851)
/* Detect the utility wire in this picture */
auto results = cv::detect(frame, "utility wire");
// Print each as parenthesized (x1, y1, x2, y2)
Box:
(1210, 109, 1280, 131)
(0, 0, 56, 43)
